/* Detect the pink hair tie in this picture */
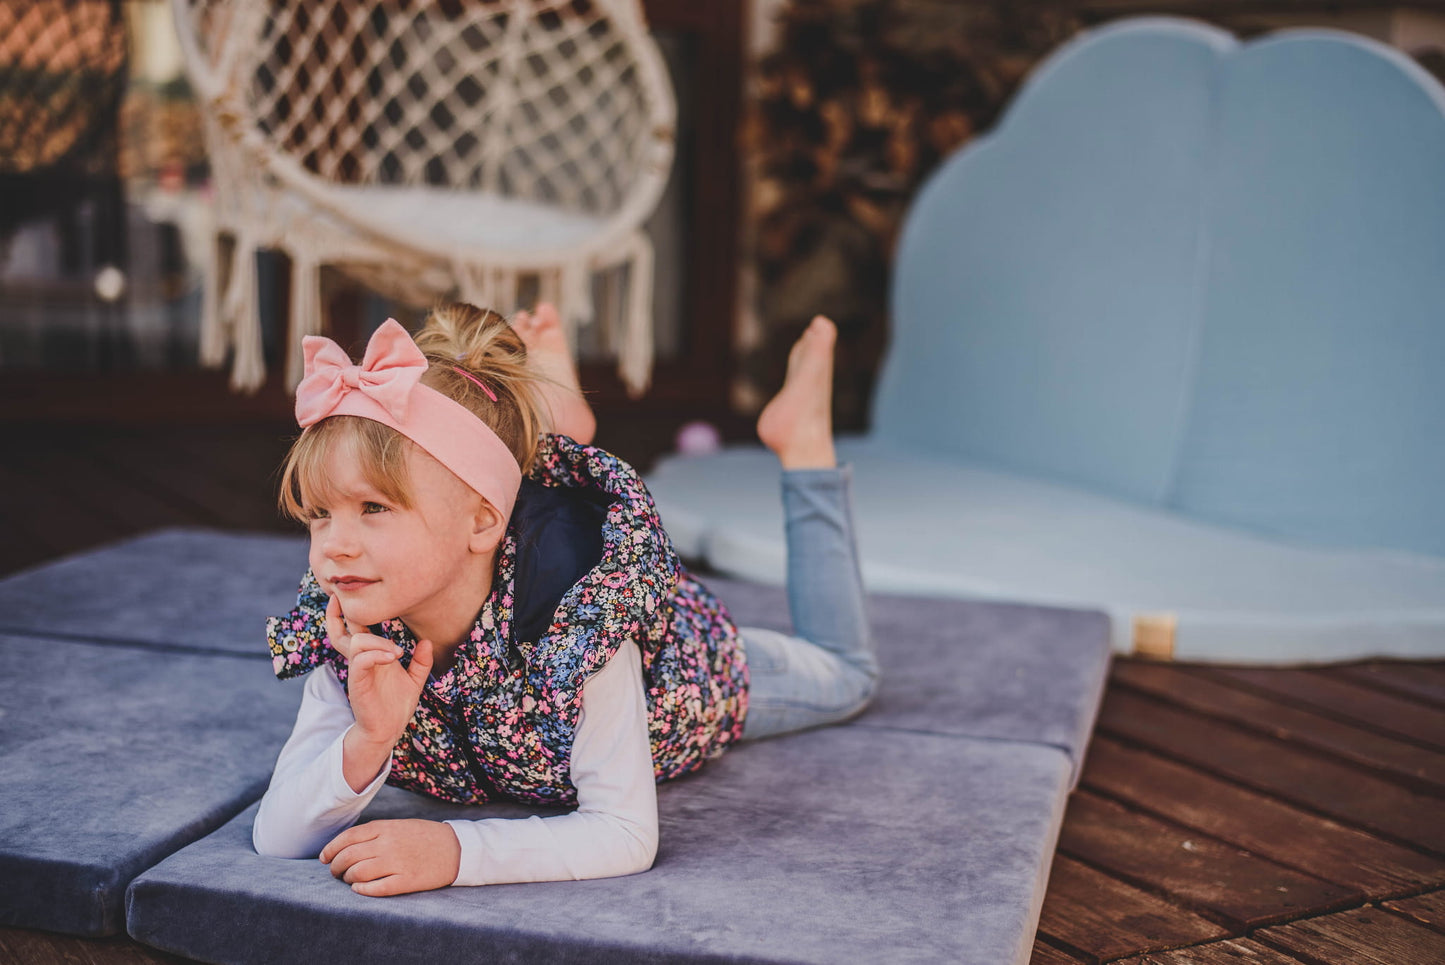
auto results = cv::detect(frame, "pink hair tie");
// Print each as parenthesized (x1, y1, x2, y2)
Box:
(452, 366, 498, 402)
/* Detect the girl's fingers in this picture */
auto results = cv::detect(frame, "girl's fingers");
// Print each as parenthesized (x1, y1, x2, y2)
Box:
(348, 635, 405, 677)
(349, 650, 398, 675)
(351, 875, 404, 897)
(320, 824, 377, 864)
(325, 595, 402, 666)
(324, 842, 359, 878)
(326, 843, 373, 880)
(407, 638, 435, 687)
(348, 633, 402, 656)
(324, 593, 352, 657)
(340, 855, 387, 884)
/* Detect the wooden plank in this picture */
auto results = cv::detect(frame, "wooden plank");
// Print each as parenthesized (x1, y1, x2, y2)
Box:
(1256, 904, 1445, 965)
(1111, 661, 1445, 795)
(1383, 889, 1445, 935)
(85, 430, 287, 532)
(1030, 938, 1089, 964)
(1081, 736, 1445, 895)
(1333, 663, 1445, 709)
(0, 458, 134, 560)
(0, 927, 193, 964)
(9, 435, 199, 536)
(0, 513, 54, 577)
(1210, 666, 1445, 752)
(1057, 791, 1358, 929)
(1035, 854, 1231, 963)
(1114, 937, 1308, 963)
(168, 424, 294, 492)
(167, 425, 294, 530)
(1098, 689, 1445, 854)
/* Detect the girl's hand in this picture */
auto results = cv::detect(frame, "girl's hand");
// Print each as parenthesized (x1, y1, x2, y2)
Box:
(325, 594, 434, 773)
(320, 819, 461, 896)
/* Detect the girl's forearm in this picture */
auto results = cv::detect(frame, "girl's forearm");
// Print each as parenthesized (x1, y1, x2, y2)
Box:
(253, 666, 391, 858)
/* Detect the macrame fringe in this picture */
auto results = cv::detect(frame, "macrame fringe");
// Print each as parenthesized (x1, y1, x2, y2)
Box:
(559, 257, 594, 330)
(197, 222, 227, 368)
(454, 261, 523, 317)
(617, 233, 654, 397)
(226, 231, 267, 393)
(285, 250, 323, 389)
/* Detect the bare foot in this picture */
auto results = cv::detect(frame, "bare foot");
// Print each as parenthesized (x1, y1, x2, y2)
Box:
(512, 303, 597, 444)
(757, 315, 837, 470)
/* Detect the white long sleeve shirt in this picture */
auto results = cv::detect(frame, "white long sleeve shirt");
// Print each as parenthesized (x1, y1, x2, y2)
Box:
(252, 639, 658, 885)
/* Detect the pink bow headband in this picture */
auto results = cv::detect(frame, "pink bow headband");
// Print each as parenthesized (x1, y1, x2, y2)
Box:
(295, 318, 522, 520)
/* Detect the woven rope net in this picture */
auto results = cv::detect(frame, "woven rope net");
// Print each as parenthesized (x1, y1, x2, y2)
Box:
(174, 0, 673, 394)
(251, 0, 654, 216)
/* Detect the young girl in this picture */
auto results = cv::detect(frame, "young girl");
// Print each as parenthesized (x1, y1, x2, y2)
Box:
(254, 303, 877, 895)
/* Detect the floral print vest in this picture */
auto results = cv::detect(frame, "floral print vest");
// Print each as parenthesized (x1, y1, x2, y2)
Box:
(266, 435, 749, 806)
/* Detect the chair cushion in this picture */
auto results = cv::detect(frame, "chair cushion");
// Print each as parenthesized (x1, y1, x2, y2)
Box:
(328, 184, 607, 255)
(127, 730, 1072, 965)
(647, 440, 1445, 663)
(0, 634, 302, 935)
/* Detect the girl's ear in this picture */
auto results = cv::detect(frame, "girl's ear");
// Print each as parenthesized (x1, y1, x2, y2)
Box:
(468, 497, 508, 555)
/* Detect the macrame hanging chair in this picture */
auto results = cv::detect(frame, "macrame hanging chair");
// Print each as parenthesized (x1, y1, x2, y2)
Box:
(172, 0, 676, 395)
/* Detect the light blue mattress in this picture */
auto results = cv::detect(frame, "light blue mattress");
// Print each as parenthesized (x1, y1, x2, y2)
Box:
(649, 441, 1445, 663)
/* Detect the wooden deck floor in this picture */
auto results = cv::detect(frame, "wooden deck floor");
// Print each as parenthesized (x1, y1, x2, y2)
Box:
(1, 422, 1442, 965)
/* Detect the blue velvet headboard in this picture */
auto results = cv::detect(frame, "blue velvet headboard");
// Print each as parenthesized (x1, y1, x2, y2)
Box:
(876, 18, 1445, 557)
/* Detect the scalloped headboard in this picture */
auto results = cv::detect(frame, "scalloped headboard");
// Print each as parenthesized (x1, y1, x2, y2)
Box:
(876, 17, 1445, 557)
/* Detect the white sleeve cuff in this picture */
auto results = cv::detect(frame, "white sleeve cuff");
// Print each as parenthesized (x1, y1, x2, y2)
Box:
(327, 725, 393, 801)
(446, 819, 492, 887)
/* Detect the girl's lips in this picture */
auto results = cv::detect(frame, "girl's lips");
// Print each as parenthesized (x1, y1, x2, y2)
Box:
(333, 578, 378, 591)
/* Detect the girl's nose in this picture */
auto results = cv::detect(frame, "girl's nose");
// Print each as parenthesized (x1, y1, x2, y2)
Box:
(319, 519, 360, 559)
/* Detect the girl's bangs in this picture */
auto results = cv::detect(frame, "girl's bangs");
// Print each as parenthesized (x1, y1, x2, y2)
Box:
(279, 417, 413, 521)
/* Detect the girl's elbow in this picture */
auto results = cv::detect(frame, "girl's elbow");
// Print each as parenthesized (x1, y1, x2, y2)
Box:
(591, 811, 656, 877)
(624, 819, 659, 875)
(252, 819, 315, 860)
(251, 825, 287, 858)
(251, 825, 280, 857)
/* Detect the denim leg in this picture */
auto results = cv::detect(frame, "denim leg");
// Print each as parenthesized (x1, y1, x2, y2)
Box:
(741, 465, 879, 740)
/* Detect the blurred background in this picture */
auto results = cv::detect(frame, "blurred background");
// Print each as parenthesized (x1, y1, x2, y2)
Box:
(2, 0, 1443, 575)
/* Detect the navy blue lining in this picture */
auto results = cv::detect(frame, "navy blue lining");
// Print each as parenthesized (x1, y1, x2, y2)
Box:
(508, 478, 614, 646)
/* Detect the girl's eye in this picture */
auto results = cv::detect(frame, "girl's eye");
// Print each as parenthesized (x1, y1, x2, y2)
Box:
(308, 508, 330, 520)
(363, 502, 388, 514)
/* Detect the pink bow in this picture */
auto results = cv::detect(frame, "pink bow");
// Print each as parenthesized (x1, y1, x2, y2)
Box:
(295, 319, 426, 427)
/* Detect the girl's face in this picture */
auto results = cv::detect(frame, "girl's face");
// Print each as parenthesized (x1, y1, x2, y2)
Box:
(305, 436, 497, 641)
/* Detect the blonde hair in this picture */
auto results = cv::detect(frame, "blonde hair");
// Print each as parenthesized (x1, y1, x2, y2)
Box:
(278, 303, 547, 522)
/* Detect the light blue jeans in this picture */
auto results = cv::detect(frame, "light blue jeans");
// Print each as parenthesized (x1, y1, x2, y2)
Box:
(739, 465, 879, 740)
